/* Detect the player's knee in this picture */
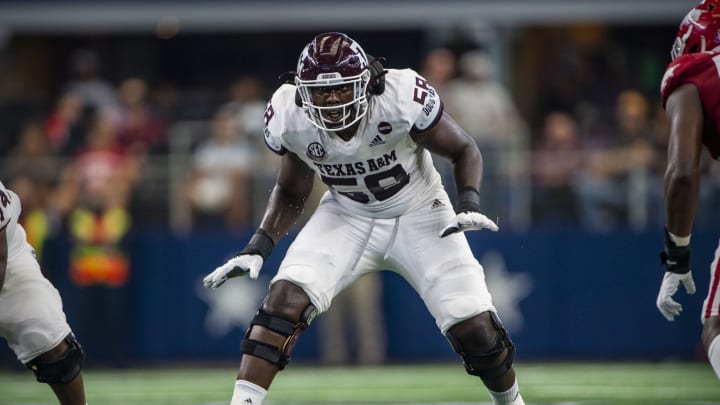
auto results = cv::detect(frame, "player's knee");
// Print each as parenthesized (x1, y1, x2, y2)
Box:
(446, 311, 515, 381)
(26, 334, 84, 385)
(242, 281, 318, 370)
(262, 280, 313, 322)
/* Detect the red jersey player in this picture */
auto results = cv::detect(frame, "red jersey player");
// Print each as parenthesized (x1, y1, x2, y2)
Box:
(658, 0, 720, 379)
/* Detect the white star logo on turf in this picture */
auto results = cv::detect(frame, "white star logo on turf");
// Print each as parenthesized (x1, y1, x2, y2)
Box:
(480, 250, 532, 332)
(196, 277, 266, 337)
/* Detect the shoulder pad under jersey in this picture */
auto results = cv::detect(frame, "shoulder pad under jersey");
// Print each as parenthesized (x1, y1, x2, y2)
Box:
(263, 84, 301, 155)
(381, 68, 443, 133)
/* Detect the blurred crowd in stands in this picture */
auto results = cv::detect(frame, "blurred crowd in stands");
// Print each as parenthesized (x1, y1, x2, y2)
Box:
(1, 40, 719, 251)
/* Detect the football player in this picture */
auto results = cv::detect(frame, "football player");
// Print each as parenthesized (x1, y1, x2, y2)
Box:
(204, 32, 525, 404)
(0, 180, 87, 404)
(657, 0, 720, 379)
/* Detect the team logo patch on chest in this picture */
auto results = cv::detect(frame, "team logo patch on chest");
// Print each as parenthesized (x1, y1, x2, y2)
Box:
(306, 142, 327, 162)
(378, 121, 392, 134)
(370, 122, 392, 147)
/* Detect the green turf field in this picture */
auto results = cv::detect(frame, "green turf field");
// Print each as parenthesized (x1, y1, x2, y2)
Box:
(0, 362, 718, 405)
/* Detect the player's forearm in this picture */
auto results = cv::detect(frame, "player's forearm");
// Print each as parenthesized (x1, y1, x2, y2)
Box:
(664, 164, 700, 236)
(258, 185, 310, 243)
(452, 145, 484, 195)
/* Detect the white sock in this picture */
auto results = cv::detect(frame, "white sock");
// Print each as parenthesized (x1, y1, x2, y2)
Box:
(709, 335, 720, 380)
(230, 380, 267, 405)
(488, 378, 524, 405)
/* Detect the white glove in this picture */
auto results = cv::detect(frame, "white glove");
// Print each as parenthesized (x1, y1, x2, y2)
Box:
(203, 254, 264, 288)
(656, 271, 696, 321)
(440, 211, 499, 238)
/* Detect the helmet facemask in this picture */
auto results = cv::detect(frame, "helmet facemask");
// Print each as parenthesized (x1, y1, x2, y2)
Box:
(296, 70, 371, 132)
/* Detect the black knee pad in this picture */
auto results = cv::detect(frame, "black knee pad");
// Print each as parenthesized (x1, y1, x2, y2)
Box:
(240, 304, 317, 370)
(446, 312, 515, 381)
(26, 334, 85, 384)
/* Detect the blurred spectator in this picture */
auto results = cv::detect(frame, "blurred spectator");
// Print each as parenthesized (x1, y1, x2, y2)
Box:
(63, 111, 139, 210)
(444, 51, 520, 145)
(114, 77, 171, 227)
(179, 104, 256, 232)
(3, 120, 60, 190)
(59, 111, 136, 367)
(573, 89, 656, 231)
(531, 112, 583, 226)
(443, 50, 529, 225)
(65, 184, 133, 368)
(44, 92, 89, 156)
(63, 49, 121, 124)
(151, 80, 182, 123)
(2, 121, 65, 258)
(419, 47, 456, 97)
(222, 77, 278, 224)
(224, 76, 267, 141)
(116, 77, 169, 156)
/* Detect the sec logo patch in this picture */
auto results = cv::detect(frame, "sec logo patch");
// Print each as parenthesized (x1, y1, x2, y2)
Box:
(306, 142, 327, 162)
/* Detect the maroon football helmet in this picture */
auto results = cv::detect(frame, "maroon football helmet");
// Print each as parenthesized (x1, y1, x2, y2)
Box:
(295, 32, 371, 131)
(671, 0, 720, 59)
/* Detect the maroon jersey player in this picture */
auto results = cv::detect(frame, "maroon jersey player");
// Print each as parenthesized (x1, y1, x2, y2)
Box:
(203, 32, 525, 405)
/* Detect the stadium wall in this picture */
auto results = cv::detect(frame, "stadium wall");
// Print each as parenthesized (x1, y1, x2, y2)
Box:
(2, 228, 714, 367)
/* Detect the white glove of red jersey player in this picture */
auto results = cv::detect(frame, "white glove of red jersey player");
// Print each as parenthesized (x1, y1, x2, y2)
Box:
(656, 271, 696, 321)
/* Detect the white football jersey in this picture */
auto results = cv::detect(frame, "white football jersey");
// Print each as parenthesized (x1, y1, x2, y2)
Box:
(263, 68, 445, 218)
(0, 180, 72, 365)
(0, 181, 32, 259)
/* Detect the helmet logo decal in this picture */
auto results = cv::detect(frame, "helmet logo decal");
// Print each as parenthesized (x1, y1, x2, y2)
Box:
(306, 142, 327, 162)
(378, 122, 392, 134)
(318, 35, 343, 56)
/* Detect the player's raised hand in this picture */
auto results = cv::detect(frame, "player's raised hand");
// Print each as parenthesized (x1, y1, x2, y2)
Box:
(203, 229, 275, 288)
(440, 211, 499, 237)
(203, 254, 264, 288)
